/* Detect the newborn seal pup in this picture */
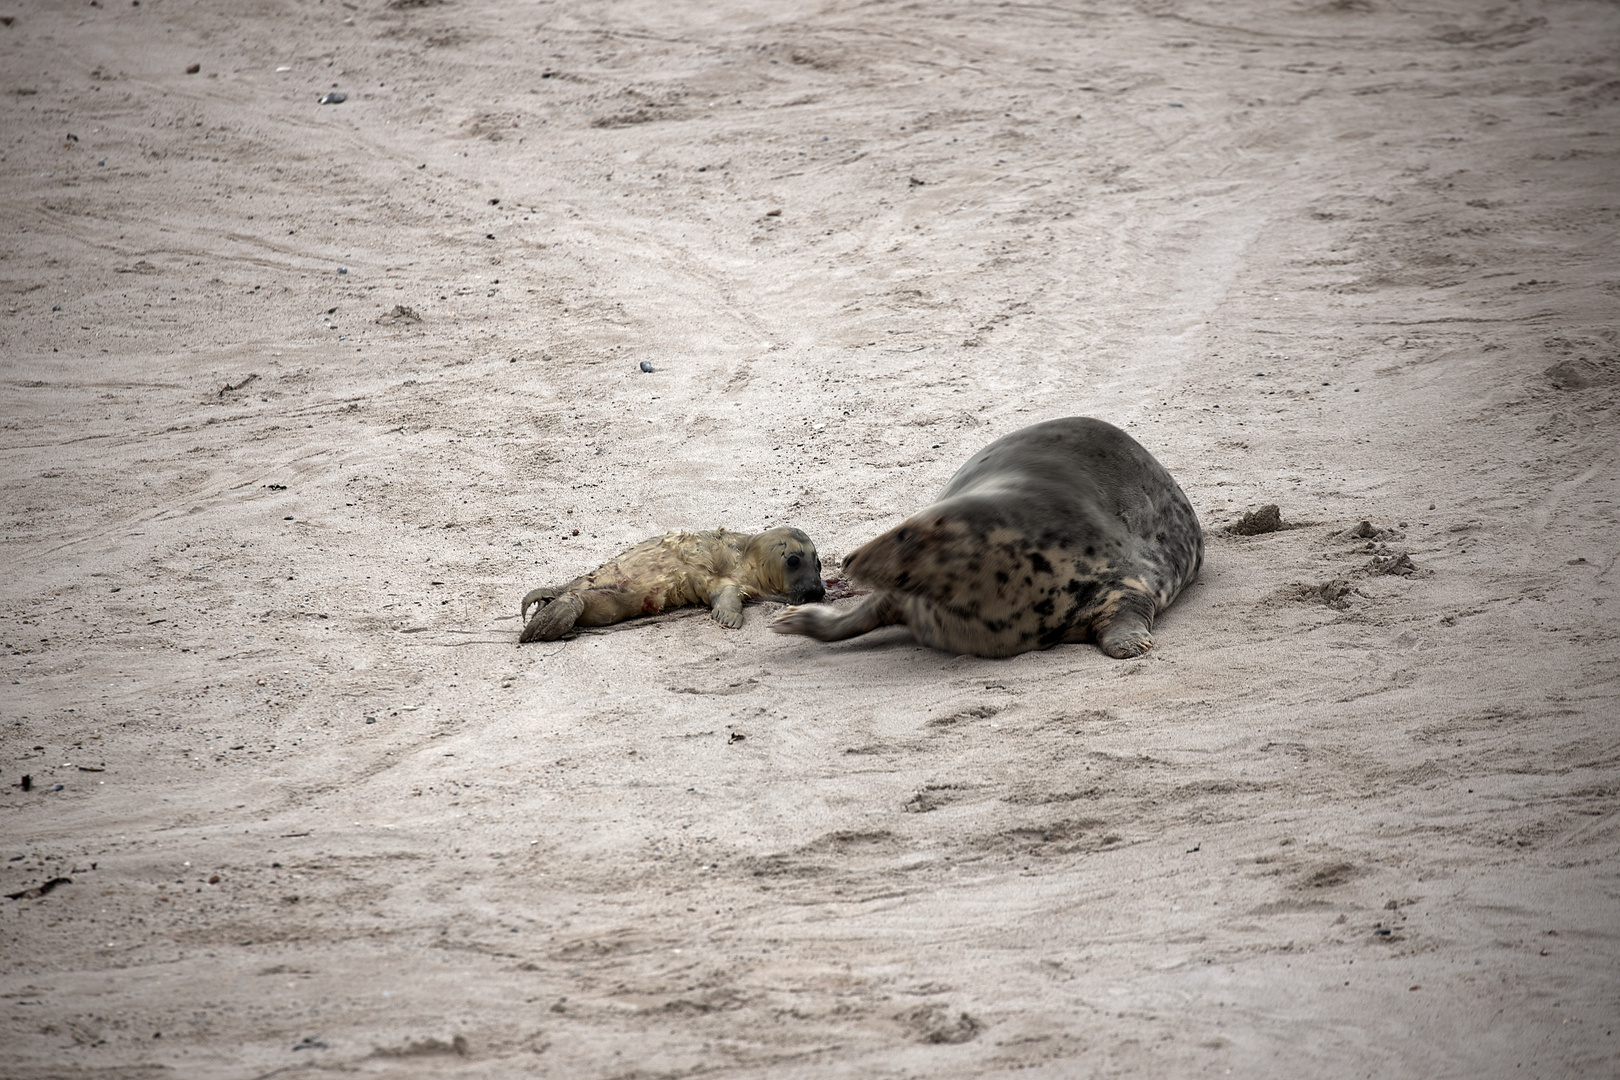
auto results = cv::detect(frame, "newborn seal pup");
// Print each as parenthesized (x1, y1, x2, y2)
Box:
(771, 417, 1201, 658)
(519, 527, 824, 643)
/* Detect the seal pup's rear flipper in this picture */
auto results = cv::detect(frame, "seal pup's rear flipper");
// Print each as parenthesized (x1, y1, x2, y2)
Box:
(520, 592, 585, 643)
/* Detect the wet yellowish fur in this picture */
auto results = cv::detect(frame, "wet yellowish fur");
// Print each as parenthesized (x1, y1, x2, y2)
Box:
(519, 527, 824, 643)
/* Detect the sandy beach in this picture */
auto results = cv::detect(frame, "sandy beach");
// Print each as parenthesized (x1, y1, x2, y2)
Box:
(2, 0, 1617, 1075)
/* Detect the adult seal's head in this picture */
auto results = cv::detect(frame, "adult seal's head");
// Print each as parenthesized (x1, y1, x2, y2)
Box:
(771, 417, 1202, 658)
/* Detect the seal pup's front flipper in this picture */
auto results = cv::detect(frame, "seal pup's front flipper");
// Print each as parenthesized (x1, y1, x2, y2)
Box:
(708, 582, 745, 628)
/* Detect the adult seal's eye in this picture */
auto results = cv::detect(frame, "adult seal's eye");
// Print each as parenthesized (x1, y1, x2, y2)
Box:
(897, 529, 914, 543)
(786, 555, 801, 569)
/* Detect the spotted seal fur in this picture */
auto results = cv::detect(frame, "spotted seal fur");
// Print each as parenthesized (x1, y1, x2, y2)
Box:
(770, 417, 1201, 658)
(519, 527, 825, 643)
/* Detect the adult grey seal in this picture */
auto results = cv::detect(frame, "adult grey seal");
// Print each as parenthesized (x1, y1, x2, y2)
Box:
(770, 417, 1201, 658)
(520, 527, 825, 643)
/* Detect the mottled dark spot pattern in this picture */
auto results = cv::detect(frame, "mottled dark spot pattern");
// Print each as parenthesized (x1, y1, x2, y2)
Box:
(771, 417, 1203, 659)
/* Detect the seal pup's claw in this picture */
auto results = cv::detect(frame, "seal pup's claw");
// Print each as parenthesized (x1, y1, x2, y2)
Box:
(520, 592, 585, 644)
(520, 585, 562, 622)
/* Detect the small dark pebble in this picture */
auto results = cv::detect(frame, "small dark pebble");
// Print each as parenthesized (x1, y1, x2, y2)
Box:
(639, 361, 653, 373)
(185, 63, 200, 75)
(728, 732, 746, 744)
(19, 775, 32, 792)
(319, 92, 347, 105)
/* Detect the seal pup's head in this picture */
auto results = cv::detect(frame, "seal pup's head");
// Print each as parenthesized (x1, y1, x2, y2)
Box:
(747, 527, 826, 604)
